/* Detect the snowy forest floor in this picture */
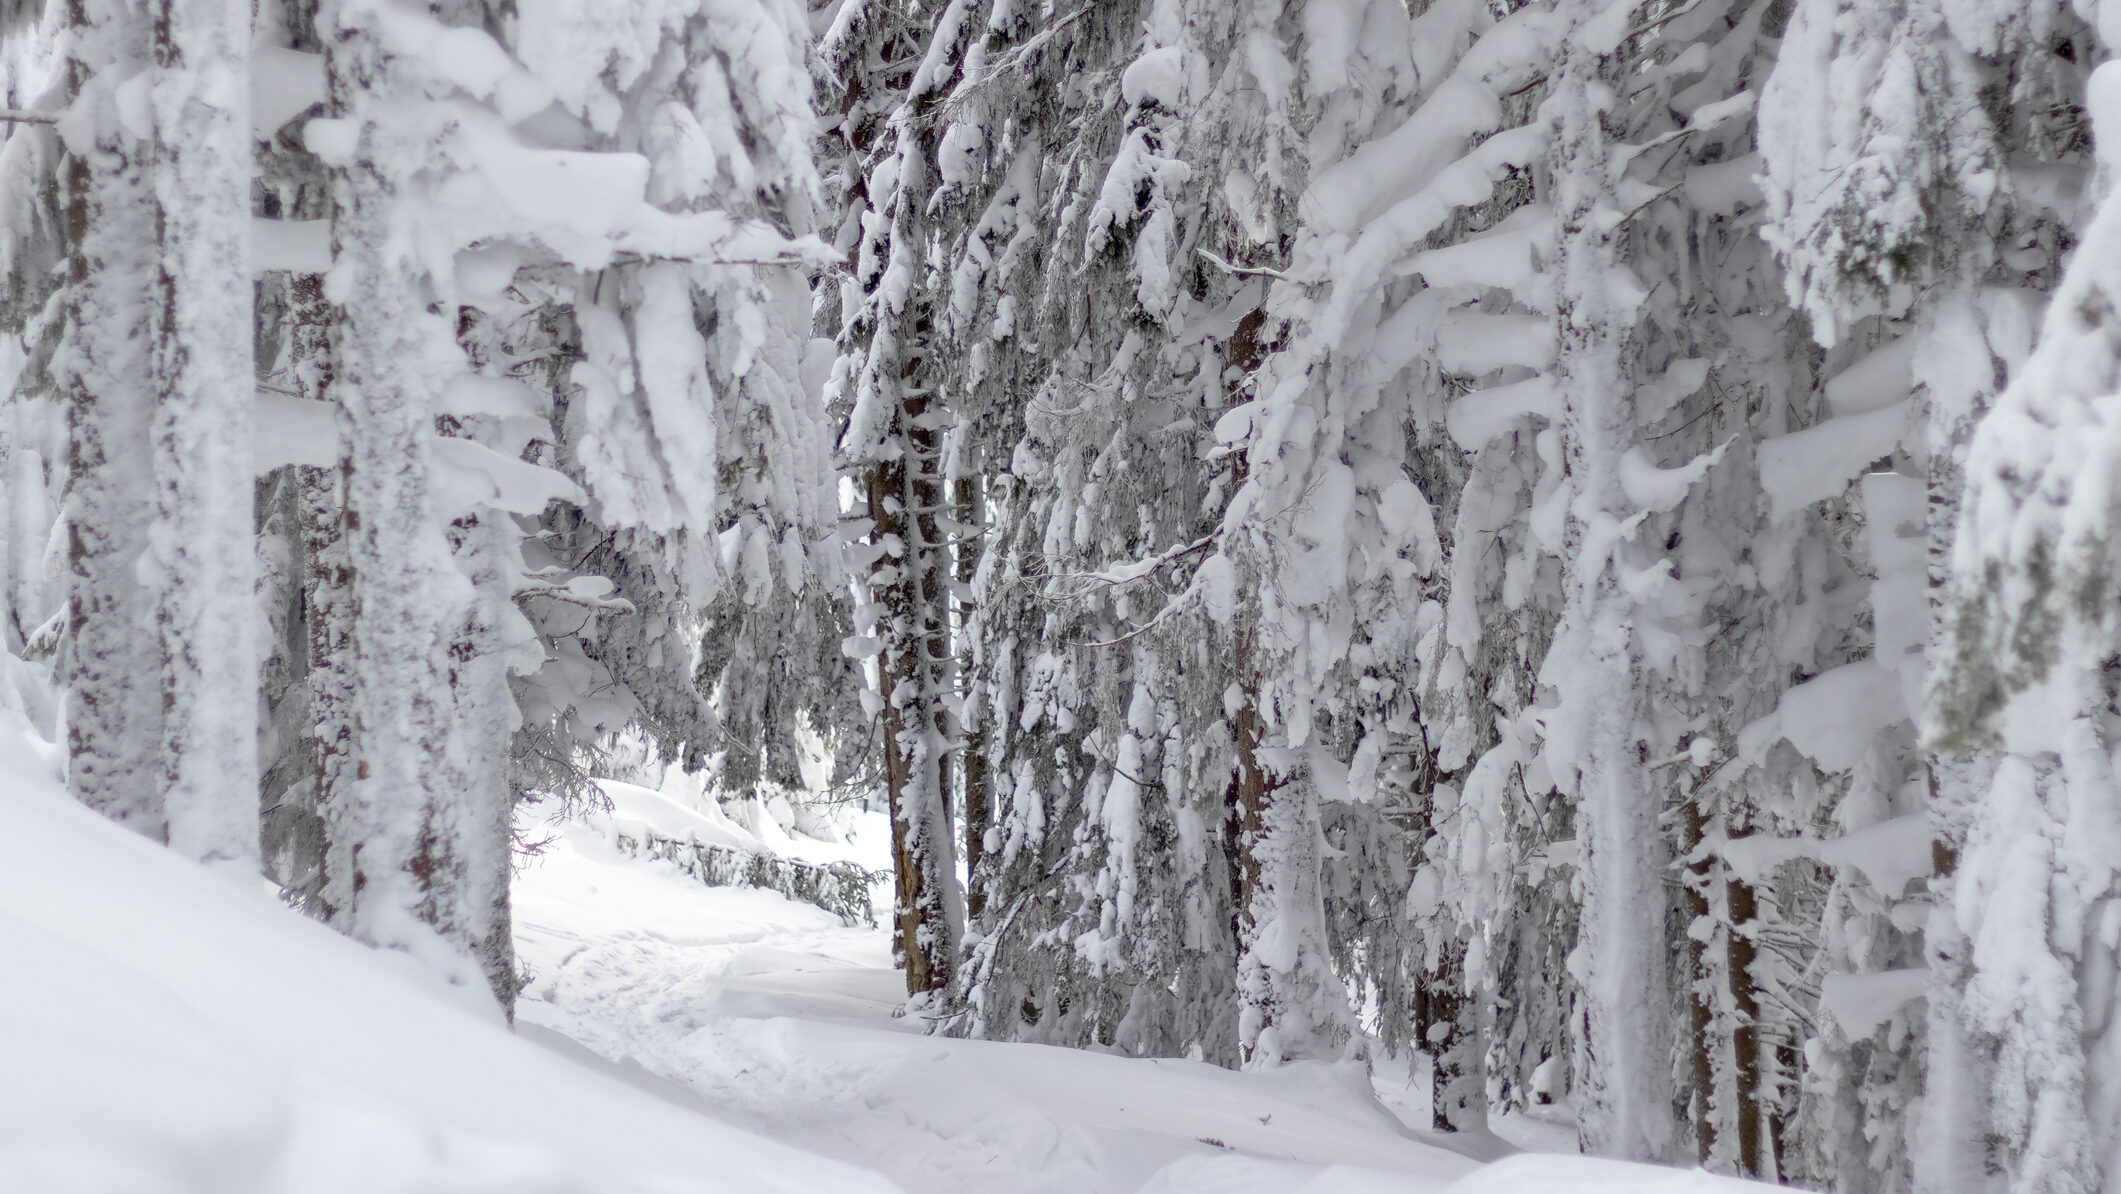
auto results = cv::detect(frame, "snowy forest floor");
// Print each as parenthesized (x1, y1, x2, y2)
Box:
(510, 791, 1573, 1194)
(0, 713, 1764, 1194)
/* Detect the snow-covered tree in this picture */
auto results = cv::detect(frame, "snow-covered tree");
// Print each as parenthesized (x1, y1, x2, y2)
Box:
(916, 0, 1232, 1058)
(0, 5, 69, 668)
(149, 0, 258, 870)
(1767, 0, 2089, 1187)
(58, 0, 162, 837)
(1924, 9, 2121, 1192)
(24, 4, 2121, 1185)
(295, 0, 838, 1012)
(818, 0, 969, 1000)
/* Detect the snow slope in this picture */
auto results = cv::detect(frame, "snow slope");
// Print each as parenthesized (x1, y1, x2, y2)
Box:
(0, 730, 899, 1194)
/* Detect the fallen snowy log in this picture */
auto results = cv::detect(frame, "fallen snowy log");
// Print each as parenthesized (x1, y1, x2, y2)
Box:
(611, 828, 879, 927)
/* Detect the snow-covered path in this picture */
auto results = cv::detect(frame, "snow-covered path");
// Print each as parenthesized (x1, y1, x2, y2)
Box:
(512, 807, 1487, 1194)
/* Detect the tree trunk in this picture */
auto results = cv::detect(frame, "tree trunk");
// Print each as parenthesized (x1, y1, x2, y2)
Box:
(1725, 870, 1765, 1177)
(149, 0, 259, 870)
(266, 459, 354, 913)
(870, 433, 961, 996)
(1228, 662, 1272, 972)
(441, 507, 523, 1013)
(1552, 19, 1676, 1158)
(290, 269, 353, 915)
(61, 0, 162, 838)
(254, 3, 336, 903)
(318, 1, 507, 1008)
(954, 472, 988, 921)
(1429, 936, 1487, 1132)
(1228, 635, 1346, 1067)
(1681, 799, 1718, 1165)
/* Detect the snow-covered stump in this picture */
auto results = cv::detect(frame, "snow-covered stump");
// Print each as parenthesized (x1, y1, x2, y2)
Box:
(611, 828, 878, 929)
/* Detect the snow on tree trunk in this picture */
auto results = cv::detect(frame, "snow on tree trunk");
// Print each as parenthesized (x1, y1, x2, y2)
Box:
(954, 472, 988, 922)
(438, 507, 523, 1007)
(1546, 9, 1676, 1161)
(60, 0, 163, 838)
(868, 437, 963, 997)
(1426, 937, 1487, 1133)
(1227, 660, 1351, 1067)
(289, 334, 352, 910)
(315, 0, 499, 1006)
(252, 0, 337, 905)
(148, 0, 258, 871)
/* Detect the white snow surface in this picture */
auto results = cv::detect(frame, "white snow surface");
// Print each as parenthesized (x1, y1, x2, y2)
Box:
(511, 797, 1786, 1193)
(517, 803, 1491, 1194)
(0, 729, 894, 1194)
(1447, 1155, 1780, 1192)
(0, 715, 1783, 1194)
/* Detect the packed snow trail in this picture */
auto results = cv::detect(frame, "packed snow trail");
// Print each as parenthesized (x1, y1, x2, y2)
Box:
(513, 801, 1486, 1194)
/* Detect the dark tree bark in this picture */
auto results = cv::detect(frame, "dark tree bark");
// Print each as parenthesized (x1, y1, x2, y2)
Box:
(955, 472, 989, 921)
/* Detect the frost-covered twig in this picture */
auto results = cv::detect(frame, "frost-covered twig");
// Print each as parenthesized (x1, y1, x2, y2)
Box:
(608, 250, 817, 270)
(512, 585, 637, 614)
(1198, 248, 1292, 281)
(1044, 534, 1214, 596)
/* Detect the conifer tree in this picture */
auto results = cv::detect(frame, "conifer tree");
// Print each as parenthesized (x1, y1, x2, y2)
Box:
(820, 0, 968, 1000)
(1768, 0, 2089, 1185)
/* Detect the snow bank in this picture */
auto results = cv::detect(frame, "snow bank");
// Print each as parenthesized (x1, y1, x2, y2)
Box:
(0, 732, 898, 1194)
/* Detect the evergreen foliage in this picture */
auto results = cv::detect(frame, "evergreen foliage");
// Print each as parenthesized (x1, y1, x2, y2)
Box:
(12, 1, 2121, 1188)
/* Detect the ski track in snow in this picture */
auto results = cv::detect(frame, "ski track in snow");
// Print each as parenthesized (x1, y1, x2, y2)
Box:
(512, 812, 1490, 1194)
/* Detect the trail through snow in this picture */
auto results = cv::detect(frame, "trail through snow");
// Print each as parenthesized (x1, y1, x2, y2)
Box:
(513, 802, 1487, 1194)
